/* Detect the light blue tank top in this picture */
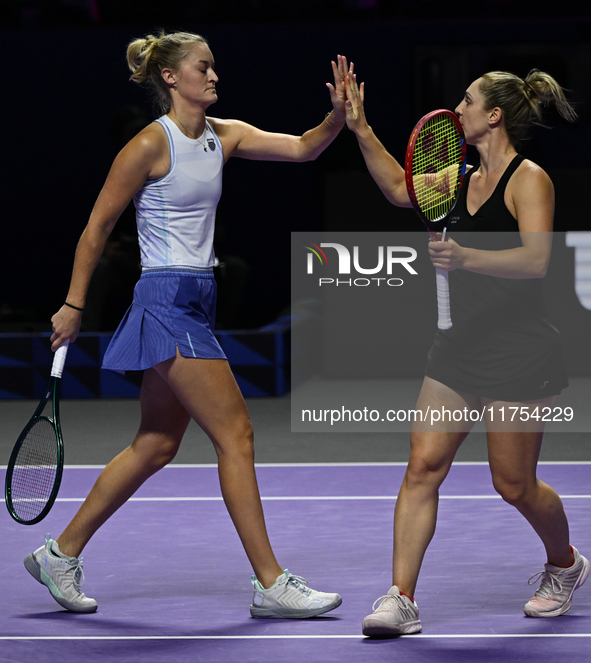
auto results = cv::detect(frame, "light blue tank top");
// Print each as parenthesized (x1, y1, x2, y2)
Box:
(134, 115, 224, 270)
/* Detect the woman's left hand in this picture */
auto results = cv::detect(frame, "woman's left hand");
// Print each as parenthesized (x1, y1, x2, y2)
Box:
(326, 55, 351, 124)
(428, 234, 464, 272)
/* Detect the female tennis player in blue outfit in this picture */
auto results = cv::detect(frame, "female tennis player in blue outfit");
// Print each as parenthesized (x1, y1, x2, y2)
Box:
(24, 31, 349, 619)
(343, 69, 589, 636)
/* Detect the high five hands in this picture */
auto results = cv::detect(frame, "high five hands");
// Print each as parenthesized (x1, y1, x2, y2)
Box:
(344, 67, 367, 133)
(327, 55, 354, 124)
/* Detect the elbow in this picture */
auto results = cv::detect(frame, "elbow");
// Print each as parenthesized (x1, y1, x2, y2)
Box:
(297, 150, 318, 163)
(385, 194, 407, 208)
(383, 185, 410, 208)
(530, 259, 549, 279)
(519, 245, 551, 279)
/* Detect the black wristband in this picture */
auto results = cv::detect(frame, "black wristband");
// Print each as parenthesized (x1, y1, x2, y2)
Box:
(64, 301, 84, 312)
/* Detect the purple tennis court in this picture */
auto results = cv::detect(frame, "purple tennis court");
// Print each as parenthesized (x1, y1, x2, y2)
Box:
(2, 462, 591, 662)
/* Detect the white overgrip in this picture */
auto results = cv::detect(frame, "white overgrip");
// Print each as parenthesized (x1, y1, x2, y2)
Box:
(50, 340, 70, 378)
(436, 268, 452, 330)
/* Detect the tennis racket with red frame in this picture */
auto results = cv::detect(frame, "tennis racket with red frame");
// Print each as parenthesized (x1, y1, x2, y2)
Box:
(405, 109, 467, 329)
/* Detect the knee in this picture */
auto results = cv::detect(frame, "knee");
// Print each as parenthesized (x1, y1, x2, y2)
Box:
(154, 439, 181, 468)
(491, 474, 533, 507)
(214, 416, 255, 460)
(132, 432, 182, 471)
(405, 461, 444, 492)
(234, 418, 255, 457)
(405, 446, 450, 491)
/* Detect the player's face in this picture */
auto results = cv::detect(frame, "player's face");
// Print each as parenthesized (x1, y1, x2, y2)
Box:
(174, 43, 219, 107)
(455, 78, 488, 144)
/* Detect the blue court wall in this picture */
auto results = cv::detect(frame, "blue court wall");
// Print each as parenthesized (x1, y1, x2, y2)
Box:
(0, 326, 289, 400)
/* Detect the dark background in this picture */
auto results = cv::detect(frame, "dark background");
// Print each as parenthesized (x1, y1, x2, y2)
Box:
(2, 1, 590, 332)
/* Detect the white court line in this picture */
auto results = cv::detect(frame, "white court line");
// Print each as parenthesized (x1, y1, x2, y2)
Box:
(1, 463, 588, 503)
(3, 633, 591, 640)
(2, 461, 591, 470)
(3, 461, 591, 471)
(3, 494, 591, 504)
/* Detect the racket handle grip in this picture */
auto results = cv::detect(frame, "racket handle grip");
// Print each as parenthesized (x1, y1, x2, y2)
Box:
(51, 340, 70, 378)
(435, 268, 452, 330)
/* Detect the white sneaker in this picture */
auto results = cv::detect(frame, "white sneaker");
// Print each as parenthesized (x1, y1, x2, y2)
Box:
(524, 546, 590, 617)
(24, 535, 98, 613)
(362, 585, 421, 636)
(250, 570, 342, 618)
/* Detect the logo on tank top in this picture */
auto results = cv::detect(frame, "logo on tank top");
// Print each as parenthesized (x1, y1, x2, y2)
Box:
(207, 138, 216, 151)
(450, 215, 460, 225)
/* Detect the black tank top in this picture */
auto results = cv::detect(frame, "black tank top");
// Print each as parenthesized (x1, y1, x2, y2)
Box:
(449, 154, 523, 233)
(424, 155, 568, 400)
(445, 155, 545, 330)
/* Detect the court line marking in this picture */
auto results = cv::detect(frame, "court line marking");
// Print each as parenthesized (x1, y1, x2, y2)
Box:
(3, 495, 590, 504)
(3, 633, 591, 640)
(2, 461, 591, 470)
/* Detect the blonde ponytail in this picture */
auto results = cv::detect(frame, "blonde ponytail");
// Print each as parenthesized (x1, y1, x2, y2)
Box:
(126, 35, 161, 84)
(479, 69, 577, 144)
(525, 69, 577, 123)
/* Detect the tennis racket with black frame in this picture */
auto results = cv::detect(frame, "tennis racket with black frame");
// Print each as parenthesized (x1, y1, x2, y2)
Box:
(5, 340, 69, 525)
(405, 109, 467, 329)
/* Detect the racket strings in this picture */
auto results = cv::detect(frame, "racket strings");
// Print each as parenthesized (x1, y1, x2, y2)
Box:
(10, 418, 58, 521)
(412, 116, 464, 222)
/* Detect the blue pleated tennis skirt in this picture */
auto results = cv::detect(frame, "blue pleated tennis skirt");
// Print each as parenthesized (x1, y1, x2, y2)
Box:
(102, 269, 226, 373)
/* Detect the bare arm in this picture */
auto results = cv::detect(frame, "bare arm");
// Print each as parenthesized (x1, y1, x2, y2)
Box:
(344, 72, 412, 208)
(50, 125, 166, 350)
(429, 162, 554, 279)
(210, 56, 350, 163)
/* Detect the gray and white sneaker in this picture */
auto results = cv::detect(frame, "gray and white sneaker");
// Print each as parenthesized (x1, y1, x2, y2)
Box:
(362, 585, 421, 636)
(24, 535, 97, 613)
(250, 570, 342, 618)
(524, 545, 590, 617)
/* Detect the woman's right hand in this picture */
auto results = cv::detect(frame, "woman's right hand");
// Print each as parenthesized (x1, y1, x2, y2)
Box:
(345, 71, 368, 135)
(50, 305, 82, 351)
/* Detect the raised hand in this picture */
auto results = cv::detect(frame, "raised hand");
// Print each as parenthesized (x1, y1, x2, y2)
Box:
(344, 70, 368, 134)
(326, 55, 353, 123)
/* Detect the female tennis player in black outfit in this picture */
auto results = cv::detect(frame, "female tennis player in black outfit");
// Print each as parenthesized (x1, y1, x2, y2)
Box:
(344, 68, 588, 636)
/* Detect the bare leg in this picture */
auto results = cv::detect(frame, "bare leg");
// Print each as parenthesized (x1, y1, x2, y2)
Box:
(57, 368, 191, 558)
(58, 352, 283, 588)
(393, 378, 480, 596)
(154, 351, 283, 588)
(485, 397, 573, 568)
